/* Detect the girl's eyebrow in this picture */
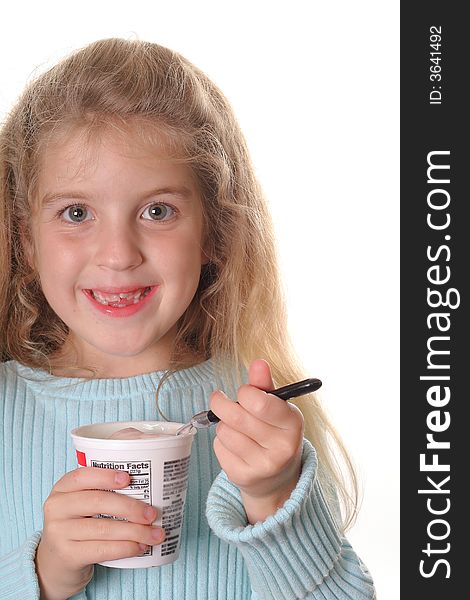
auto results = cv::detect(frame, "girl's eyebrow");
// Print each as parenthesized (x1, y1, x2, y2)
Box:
(40, 191, 88, 207)
(141, 186, 196, 202)
(40, 186, 195, 207)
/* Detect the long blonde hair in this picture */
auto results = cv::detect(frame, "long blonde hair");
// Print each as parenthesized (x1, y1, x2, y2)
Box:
(0, 38, 358, 529)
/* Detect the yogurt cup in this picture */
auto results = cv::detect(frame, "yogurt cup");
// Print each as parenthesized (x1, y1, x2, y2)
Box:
(71, 420, 196, 568)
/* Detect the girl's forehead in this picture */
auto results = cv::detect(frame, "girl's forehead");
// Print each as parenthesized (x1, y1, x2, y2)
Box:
(40, 119, 187, 166)
(31, 121, 203, 218)
(36, 120, 196, 191)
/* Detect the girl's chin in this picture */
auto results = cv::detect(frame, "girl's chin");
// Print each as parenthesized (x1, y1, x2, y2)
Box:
(53, 326, 178, 376)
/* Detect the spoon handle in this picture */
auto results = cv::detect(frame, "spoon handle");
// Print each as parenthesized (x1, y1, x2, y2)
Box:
(205, 377, 322, 424)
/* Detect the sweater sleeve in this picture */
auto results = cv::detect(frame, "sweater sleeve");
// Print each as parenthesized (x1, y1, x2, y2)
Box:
(0, 532, 41, 599)
(0, 532, 88, 600)
(206, 439, 376, 600)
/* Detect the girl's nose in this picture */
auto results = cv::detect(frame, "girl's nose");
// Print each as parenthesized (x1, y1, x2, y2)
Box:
(94, 225, 144, 271)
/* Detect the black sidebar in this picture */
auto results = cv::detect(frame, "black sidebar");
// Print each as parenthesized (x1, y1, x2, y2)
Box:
(401, 3, 468, 598)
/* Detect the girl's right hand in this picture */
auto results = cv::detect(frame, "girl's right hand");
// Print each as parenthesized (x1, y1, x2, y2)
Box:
(35, 467, 166, 600)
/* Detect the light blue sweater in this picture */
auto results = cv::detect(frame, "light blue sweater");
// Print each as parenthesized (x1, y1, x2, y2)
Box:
(0, 359, 375, 599)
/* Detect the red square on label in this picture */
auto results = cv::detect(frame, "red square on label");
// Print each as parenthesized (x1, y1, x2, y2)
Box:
(76, 450, 87, 466)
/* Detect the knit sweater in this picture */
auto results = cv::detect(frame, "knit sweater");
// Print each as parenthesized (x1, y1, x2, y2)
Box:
(0, 359, 375, 600)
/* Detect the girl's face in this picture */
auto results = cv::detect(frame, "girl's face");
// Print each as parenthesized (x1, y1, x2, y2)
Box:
(32, 127, 206, 377)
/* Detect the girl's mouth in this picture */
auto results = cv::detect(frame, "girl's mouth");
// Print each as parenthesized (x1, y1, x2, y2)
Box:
(89, 286, 152, 307)
(83, 286, 158, 317)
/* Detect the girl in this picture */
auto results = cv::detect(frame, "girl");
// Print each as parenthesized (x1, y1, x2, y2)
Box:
(0, 38, 375, 599)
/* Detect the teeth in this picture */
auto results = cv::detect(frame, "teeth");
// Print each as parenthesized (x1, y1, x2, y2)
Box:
(91, 287, 150, 306)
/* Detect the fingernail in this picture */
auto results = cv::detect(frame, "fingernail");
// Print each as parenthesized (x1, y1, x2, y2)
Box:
(138, 543, 148, 553)
(144, 506, 157, 522)
(151, 527, 165, 542)
(115, 471, 129, 484)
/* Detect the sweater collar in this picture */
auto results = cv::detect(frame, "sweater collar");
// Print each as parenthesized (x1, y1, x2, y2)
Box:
(8, 358, 220, 399)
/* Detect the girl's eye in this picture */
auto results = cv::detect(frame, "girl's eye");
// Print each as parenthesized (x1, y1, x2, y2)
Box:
(60, 204, 92, 223)
(141, 202, 176, 222)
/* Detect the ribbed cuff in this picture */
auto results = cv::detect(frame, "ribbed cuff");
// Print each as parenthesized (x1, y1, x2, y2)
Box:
(0, 532, 42, 599)
(207, 439, 348, 599)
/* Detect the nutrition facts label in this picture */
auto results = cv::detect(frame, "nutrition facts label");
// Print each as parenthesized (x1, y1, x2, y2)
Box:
(91, 459, 152, 503)
(91, 458, 153, 555)
(86, 454, 191, 559)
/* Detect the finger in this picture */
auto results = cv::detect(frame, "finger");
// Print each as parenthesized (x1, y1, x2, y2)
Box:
(210, 390, 273, 446)
(238, 384, 304, 429)
(213, 437, 256, 486)
(246, 360, 304, 432)
(71, 540, 151, 568)
(247, 359, 275, 392)
(217, 409, 290, 452)
(216, 420, 303, 476)
(71, 518, 165, 546)
(215, 421, 266, 461)
(211, 388, 301, 440)
(215, 408, 296, 456)
(45, 489, 158, 525)
(53, 467, 130, 494)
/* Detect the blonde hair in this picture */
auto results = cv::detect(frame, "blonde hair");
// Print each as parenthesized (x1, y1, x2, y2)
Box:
(0, 38, 358, 529)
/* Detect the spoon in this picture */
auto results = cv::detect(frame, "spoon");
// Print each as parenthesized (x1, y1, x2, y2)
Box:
(176, 377, 322, 435)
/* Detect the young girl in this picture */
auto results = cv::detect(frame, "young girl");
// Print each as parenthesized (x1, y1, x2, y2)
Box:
(0, 38, 375, 599)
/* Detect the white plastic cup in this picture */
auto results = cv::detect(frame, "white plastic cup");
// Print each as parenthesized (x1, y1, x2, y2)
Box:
(71, 421, 196, 568)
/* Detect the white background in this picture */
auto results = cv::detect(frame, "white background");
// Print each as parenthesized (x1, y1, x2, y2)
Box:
(1, 1, 399, 598)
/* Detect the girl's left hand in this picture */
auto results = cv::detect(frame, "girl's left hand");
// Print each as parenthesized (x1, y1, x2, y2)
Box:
(210, 359, 305, 524)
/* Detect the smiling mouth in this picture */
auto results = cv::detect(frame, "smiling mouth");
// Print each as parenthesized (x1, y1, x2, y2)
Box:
(87, 286, 153, 307)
